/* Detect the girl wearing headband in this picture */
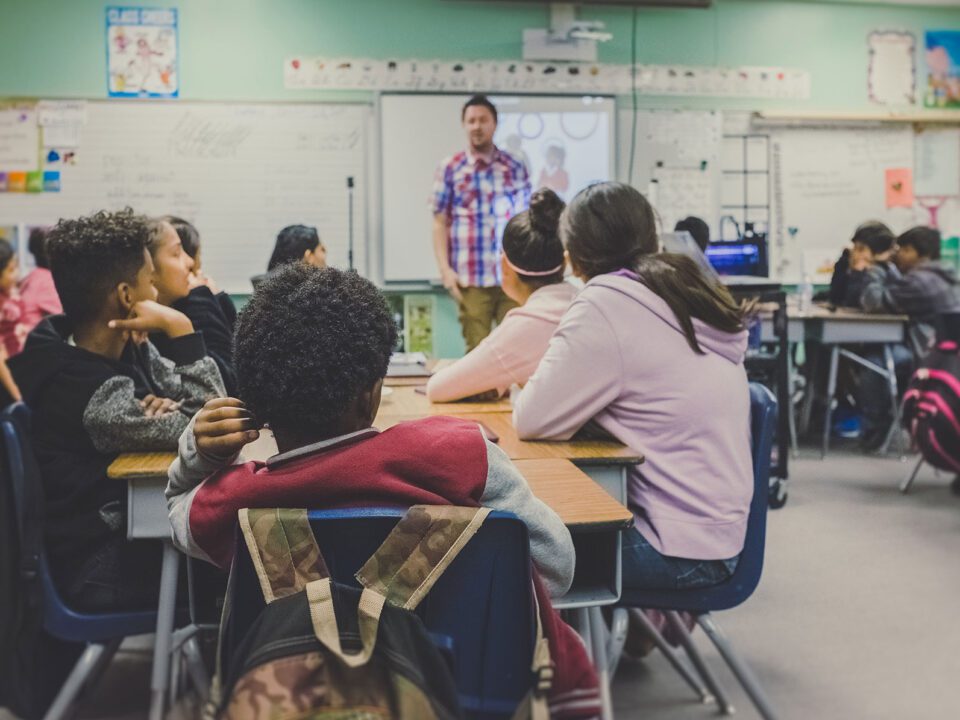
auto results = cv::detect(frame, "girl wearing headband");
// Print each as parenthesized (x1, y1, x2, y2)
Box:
(427, 188, 576, 402)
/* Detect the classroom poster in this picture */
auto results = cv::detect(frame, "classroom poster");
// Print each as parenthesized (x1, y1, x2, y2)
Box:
(924, 30, 960, 108)
(868, 31, 915, 105)
(106, 7, 179, 98)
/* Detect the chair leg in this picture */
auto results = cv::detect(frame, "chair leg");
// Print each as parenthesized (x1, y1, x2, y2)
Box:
(900, 456, 924, 494)
(664, 611, 734, 715)
(629, 610, 713, 704)
(182, 635, 211, 701)
(606, 608, 629, 680)
(879, 344, 902, 456)
(43, 642, 113, 720)
(697, 614, 779, 720)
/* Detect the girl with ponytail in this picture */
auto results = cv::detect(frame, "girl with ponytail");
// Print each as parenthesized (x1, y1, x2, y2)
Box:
(427, 188, 577, 402)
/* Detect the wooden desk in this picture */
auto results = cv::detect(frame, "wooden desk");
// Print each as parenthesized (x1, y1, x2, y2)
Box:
(383, 358, 455, 388)
(376, 385, 512, 419)
(377, 412, 642, 465)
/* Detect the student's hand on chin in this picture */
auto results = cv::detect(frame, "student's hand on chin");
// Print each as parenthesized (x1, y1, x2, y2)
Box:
(194, 397, 261, 461)
(109, 300, 194, 338)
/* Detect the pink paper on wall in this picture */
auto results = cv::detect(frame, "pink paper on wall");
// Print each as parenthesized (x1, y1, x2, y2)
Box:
(885, 167, 914, 208)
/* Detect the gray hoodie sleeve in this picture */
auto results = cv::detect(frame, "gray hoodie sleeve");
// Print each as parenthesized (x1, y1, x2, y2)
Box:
(143, 336, 226, 415)
(166, 416, 243, 562)
(479, 436, 575, 598)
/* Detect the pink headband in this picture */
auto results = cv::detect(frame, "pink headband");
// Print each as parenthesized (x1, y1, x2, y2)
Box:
(503, 253, 564, 277)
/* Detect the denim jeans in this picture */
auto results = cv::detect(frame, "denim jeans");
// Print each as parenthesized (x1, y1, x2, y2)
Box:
(621, 527, 739, 592)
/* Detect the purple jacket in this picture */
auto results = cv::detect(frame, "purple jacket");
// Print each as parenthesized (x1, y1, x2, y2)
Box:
(513, 271, 752, 560)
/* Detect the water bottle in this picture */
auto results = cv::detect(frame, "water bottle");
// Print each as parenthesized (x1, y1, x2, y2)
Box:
(797, 274, 814, 313)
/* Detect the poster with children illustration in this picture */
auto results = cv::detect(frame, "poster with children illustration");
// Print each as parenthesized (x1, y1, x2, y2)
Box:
(106, 7, 178, 98)
(925, 30, 960, 108)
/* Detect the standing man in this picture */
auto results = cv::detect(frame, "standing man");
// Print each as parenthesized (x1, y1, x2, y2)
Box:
(431, 95, 531, 351)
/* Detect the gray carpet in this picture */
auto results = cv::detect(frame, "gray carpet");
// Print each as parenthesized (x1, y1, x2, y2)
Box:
(4, 449, 959, 719)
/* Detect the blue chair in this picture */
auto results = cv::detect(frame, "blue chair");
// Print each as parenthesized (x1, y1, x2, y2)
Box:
(614, 382, 779, 720)
(223, 508, 537, 719)
(0, 403, 157, 720)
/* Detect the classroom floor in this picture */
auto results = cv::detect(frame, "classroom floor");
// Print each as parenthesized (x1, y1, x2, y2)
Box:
(3, 445, 959, 720)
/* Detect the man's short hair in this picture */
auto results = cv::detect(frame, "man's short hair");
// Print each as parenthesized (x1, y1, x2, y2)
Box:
(897, 226, 941, 260)
(852, 221, 895, 255)
(674, 216, 710, 253)
(461, 94, 498, 123)
(46, 209, 151, 324)
(234, 264, 397, 437)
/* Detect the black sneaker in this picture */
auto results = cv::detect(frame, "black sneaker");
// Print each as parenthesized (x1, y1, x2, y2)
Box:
(859, 427, 887, 451)
(951, 476, 960, 497)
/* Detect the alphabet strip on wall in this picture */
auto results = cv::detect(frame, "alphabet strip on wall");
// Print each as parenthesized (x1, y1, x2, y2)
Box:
(283, 57, 811, 100)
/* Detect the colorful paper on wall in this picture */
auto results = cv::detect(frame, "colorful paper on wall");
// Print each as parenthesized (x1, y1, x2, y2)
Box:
(0, 173, 7, 192)
(885, 167, 914, 208)
(25, 171, 43, 193)
(42, 171, 61, 192)
(107, 7, 178, 98)
(7, 172, 27, 192)
(925, 30, 960, 108)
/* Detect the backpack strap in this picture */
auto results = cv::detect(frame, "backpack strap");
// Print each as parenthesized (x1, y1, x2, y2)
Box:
(238, 508, 329, 602)
(355, 505, 491, 610)
(305, 578, 386, 668)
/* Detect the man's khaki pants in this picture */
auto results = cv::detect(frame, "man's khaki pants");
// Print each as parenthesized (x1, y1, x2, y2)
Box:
(457, 286, 519, 352)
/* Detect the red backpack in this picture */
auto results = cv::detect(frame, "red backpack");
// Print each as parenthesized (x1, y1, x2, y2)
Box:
(902, 339, 960, 473)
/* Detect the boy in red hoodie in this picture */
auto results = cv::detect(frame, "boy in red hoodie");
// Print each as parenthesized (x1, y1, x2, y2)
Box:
(165, 263, 599, 718)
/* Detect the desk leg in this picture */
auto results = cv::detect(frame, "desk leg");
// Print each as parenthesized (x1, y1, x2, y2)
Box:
(786, 345, 799, 458)
(879, 344, 901, 456)
(588, 607, 614, 720)
(821, 346, 839, 459)
(149, 541, 180, 720)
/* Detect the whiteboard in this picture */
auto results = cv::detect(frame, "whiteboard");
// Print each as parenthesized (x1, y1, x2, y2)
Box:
(0, 101, 370, 293)
(770, 125, 916, 283)
(617, 109, 722, 238)
(380, 93, 615, 283)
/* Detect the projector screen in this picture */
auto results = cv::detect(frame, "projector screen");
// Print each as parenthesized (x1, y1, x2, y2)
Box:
(380, 93, 616, 283)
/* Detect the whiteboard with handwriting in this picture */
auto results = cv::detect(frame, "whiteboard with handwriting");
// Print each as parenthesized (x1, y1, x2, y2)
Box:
(0, 101, 369, 293)
(770, 125, 915, 282)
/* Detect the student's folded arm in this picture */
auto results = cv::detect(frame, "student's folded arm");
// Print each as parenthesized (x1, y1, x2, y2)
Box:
(166, 415, 242, 562)
(145, 337, 226, 414)
(513, 298, 622, 440)
(479, 438, 574, 597)
(82, 376, 193, 453)
(426, 326, 513, 402)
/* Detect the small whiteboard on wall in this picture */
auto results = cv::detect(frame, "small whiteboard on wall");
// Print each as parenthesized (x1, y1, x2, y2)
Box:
(0, 101, 370, 294)
(770, 125, 915, 282)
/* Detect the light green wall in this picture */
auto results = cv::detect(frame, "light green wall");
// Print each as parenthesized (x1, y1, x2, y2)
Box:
(2, 0, 959, 109)
(2, 0, 958, 358)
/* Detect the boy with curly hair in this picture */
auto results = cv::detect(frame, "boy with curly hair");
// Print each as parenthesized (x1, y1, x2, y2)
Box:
(166, 263, 601, 718)
(5, 208, 225, 611)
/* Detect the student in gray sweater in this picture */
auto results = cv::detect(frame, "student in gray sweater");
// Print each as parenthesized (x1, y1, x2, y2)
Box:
(6, 209, 225, 611)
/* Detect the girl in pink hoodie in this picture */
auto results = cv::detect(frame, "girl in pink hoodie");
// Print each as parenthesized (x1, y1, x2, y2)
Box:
(514, 182, 753, 591)
(427, 188, 577, 402)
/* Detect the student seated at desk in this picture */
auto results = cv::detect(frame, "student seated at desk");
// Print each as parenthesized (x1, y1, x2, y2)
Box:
(4, 209, 225, 611)
(250, 224, 327, 290)
(166, 264, 600, 717)
(827, 221, 896, 308)
(149, 217, 238, 395)
(20, 226, 63, 332)
(856, 226, 960, 448)
(164, 215, 237, 331)
(514, 182, 752, 593)
(427, 188, 577, 402)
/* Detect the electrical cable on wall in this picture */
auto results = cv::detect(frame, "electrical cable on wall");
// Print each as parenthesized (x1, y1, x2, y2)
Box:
(628, 6, 639, 186)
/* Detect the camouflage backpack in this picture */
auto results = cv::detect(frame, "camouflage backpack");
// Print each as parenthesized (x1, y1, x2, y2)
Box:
(208, 505, 549, 720)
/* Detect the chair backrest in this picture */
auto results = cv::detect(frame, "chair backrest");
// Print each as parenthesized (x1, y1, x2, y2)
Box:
(0, 403, 155, 643)
(619, 382, 778, 612)
(224, 508, 536, 718)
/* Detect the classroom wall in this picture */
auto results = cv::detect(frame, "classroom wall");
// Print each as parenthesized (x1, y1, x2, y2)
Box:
(3, 0, 959, 359)
(3, 0, 960, 110)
